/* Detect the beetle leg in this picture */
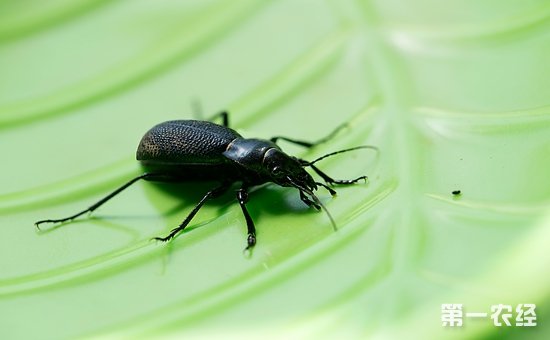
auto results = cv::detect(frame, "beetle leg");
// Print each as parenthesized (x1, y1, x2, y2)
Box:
(190, 98, 204, 120)
(35, 173, 162, 228)
(236, 187, 256, 250)
(270, 123, 348, 148)
(153, 183, 230, 242)
(307, 163, 367, 186)
(206, 110, 229, 127)
(220, 111, 229, 127)
(190, 101, 229, 127)
(315, 182, 337, 196)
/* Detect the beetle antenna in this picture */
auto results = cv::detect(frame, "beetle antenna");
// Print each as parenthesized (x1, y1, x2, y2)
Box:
(286, 176, 337, 231)
(309, 191, 337, 231)
(301, 145, 379, 166)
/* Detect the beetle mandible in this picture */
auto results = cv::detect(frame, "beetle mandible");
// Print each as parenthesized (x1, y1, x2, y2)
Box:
(35, 111, 376, 250)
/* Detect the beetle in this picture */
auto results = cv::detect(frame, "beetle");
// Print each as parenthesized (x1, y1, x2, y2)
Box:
(35, 111, 376, 250)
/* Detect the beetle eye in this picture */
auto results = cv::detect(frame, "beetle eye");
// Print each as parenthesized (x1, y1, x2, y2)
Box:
(271, 166, 283, 176)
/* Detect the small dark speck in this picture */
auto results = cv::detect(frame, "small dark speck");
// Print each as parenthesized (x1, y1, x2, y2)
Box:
(452, 190, 461, 196)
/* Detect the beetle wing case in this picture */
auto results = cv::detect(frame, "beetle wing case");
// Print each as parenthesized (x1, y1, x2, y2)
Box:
(137, 120, 241, 164)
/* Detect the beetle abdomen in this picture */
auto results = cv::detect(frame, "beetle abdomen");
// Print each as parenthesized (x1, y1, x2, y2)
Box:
(137, 120, 241, 164)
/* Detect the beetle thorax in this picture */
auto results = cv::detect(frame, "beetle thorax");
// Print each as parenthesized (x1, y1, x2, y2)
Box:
(223, 138, 276, 165)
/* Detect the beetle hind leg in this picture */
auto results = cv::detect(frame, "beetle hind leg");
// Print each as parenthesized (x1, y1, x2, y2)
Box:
(35, 173, 155, 229)
(205, 110, 229, 127)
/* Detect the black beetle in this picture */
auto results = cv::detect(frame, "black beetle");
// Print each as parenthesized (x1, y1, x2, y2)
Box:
(36, 112, 376, 250)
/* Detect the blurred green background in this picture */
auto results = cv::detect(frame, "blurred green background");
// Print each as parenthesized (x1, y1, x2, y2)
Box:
(1, 0, 549, 338)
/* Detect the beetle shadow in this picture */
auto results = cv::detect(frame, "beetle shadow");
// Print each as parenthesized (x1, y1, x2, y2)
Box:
(157, 181, 341, 224)
(150, 181, 234, 213)
(35, 181, 341, 244)
(146, 181, 329, 237)
(34, 182, 231, 235)
(245, 186, 334, 222)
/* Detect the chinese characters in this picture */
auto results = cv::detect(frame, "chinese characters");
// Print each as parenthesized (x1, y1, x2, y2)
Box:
(441, 304, 536, 327)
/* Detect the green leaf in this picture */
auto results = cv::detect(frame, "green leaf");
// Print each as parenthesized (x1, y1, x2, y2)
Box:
(1, 0, 549, 338)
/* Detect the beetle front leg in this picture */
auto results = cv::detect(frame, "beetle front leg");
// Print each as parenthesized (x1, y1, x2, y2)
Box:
(305, 162, 367, 186)
(236, 187, 256, 251)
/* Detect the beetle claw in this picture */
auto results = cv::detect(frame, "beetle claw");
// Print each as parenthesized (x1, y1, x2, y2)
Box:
(152, 236, 170, 242)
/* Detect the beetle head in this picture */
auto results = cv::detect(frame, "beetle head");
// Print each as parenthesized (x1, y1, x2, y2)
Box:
(263, 148, 317, 192)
